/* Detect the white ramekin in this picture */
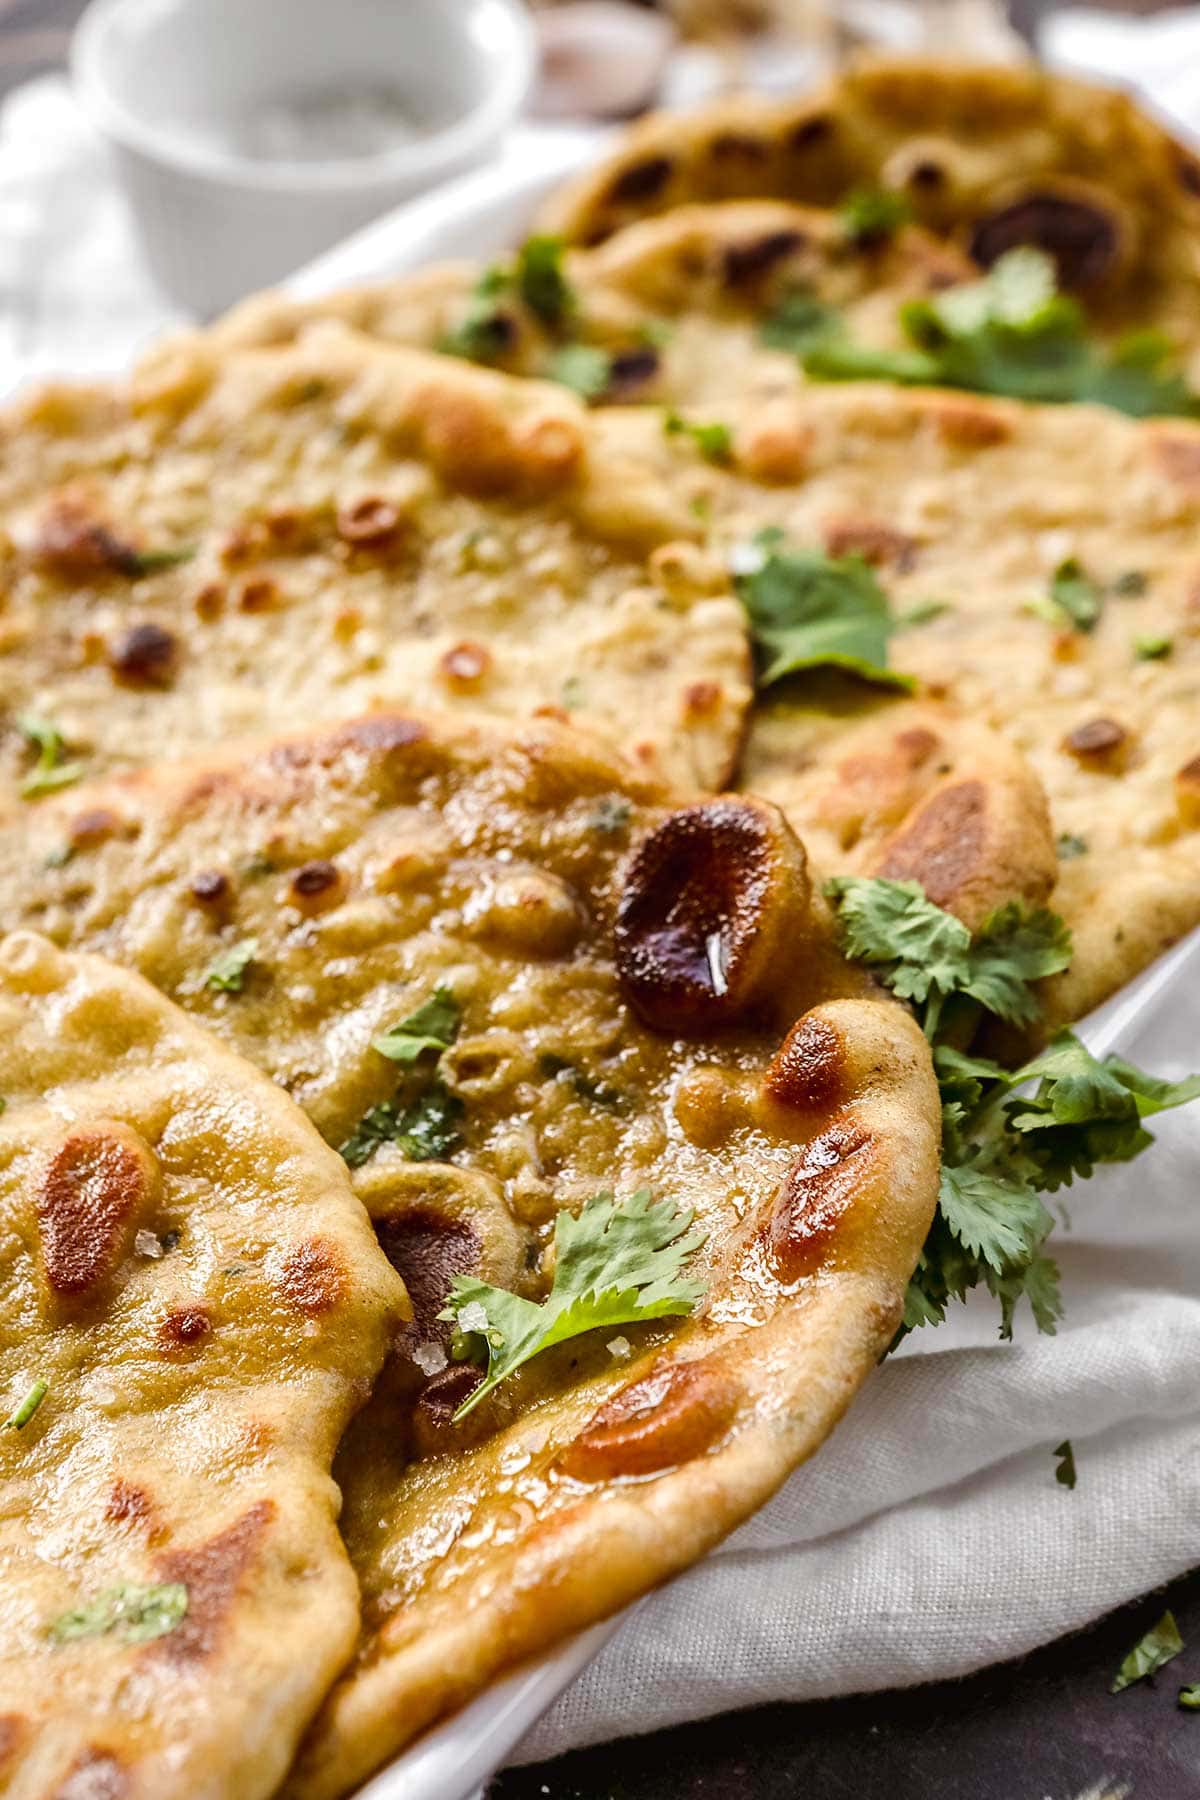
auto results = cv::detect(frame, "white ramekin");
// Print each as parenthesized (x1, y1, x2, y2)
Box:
(70, 0, 536, 317)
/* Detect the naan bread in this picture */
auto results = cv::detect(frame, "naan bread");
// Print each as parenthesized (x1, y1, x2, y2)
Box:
(587, 383, 1200, 1025)
(0, 710, 941, 1796)
(204, 199, 972, 411)
(744, 695, 1057, 932)
(0, 327, 749, 808)
(0, 932, 405, 1800)
(539, 56, 1200, 356)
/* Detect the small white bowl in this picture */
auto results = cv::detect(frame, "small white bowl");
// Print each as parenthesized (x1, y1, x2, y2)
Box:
(71, 0, 536, 317)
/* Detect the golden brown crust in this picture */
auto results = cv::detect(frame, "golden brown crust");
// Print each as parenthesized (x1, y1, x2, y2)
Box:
(583, 383, 1200, 1026)
(0, 328, 750, 808)
(0, 711, 939, 1796)
(0, 932, 406, 1800)
(537, 57, 1200, 338)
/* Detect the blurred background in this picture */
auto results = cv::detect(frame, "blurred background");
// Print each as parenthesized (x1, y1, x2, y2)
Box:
(0, 0, 1195, 391)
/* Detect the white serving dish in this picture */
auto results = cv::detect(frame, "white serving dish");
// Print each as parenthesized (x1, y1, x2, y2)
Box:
(70, 0, 536, 316)
(282, 150, 1200, 1800)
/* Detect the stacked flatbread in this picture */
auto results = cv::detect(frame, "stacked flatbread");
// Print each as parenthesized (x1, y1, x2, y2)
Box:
(2, 52, 1199, 1799)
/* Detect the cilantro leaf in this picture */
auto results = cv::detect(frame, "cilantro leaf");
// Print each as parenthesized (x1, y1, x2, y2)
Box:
(515, 235, 573, 327)
(938, 1159, 1054, 1276)
(339, 1079, 463, 1171)
(1003, 1030, 1200, 1190)
(439, 265, 518, 363)
(1057, 833, 1088, 860)
(547, 343, 613, 401)
(1134, 633, 1172, 661)
(439, 1188, 706, 1418)
(1112, 1612, 1184, 1693)
(372, 987, 461, 1063)
(16, 714, 86, 800)
(3, 1377, 47, 1431)
(804, 247, 1200, 419)
(664, 408, 732, 463)
(959, 903, 1073, 1029)
(736, 546, 915, 693)
(1179, 1685, 1200, 1710)
(1053, 1439, 1077, 1489)
(203, 938, 258, 994)
(839, 187, 909, 244)
(51, 1581, 188, 1645)
(1041, 558, 1102, 633)
(759, 291, 842, 354)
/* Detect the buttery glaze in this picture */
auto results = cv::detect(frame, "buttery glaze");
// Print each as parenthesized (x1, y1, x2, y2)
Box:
(0, 710, 939, 1799)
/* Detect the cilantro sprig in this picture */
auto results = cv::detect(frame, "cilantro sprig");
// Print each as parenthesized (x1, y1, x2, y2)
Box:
(826, 877, 1200, 1340)
(802, 247, 1200, 419)
(735, 534, 914, 693)
(440, 1187, 706, 1418)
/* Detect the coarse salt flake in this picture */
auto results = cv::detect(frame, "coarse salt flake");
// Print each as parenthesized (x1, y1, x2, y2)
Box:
(458, 1300, 489, 1334)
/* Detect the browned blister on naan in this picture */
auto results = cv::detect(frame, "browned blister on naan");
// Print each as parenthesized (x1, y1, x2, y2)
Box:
(0, 933, 405, 1800)
(0, 710, 939, 1797)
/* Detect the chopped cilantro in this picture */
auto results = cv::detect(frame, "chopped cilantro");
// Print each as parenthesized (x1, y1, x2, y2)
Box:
(839, 187, 909, 244)
(439, 266, 518, 363)
(561, 675, 586, 710)
(759, 291, 842, 355)
(1180, 1685, 1200, 1710)
(372, 987, 461, 1064)
(124, 544, 196, 577)
(735, 539, 914, 693)
(804, 247, 1200, 419)
(664, 409, 733, 463)
(1134, 633, 1172, 660)
(440, 236, 575, 365)
(1053, 1439, 1076, 1489)
(539, 1051, 625, 1110)
(16, 714, 86, 800)
(3, 1378, 47, 1431)
(826, 876, 1199, 1341)
(440, 1188, 705, 1417)
(546, 344, 613, 401)
(51, 1581, 188, 1645)
(1056, 833, 1088, 860)
(1112, 569, 1148, 597)
(339, 1079, 463, 1170)
(898, 599, 952, 628)
(202, 938, 258, 993)
(1043, 558, 1102, 633)
(1112, 1612, 1184, 1693)
(515, 235, 573, 327)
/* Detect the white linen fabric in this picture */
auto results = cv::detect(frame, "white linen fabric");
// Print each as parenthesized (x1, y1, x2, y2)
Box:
(515, 932, 1200, 1761)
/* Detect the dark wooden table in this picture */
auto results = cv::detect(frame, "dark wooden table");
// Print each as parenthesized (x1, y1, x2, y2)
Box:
(5, 5, 1197, 1796)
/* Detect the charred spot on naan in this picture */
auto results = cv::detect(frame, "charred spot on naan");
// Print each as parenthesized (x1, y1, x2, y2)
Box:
(36, 1122, 159, 1307)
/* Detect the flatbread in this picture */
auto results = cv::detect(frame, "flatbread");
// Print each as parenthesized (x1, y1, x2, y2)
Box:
(538, 55, 1200, 355)
(0, 931, 406, 1800)
(744, 694, 1057, 932)
(584, 382, 1200, 1026)
(0, 325, 749, 809)
(0, 709, 942, 1796)
(202, 199, 973, 411)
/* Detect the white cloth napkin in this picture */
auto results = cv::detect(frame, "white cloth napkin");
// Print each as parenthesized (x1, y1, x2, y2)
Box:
(516, 933, 1200, 1760)
(1041, 6, 1200, 141)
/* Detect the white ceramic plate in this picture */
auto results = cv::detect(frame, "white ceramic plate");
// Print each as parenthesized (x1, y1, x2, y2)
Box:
(284, 149, 1200, 1800)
